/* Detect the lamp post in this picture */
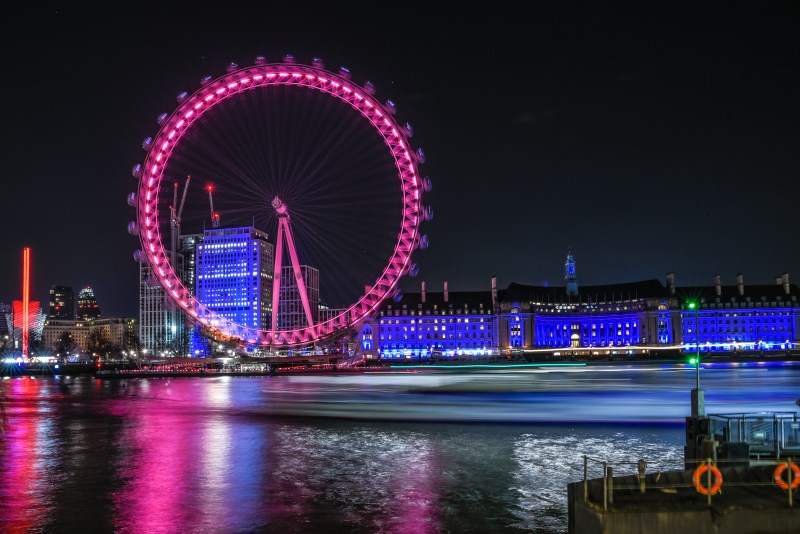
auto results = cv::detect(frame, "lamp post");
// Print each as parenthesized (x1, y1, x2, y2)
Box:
(687, 301, 704, 417)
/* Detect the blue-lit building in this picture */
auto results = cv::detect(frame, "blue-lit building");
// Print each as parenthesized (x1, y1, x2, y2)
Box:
(679, 274, 800, 353)
(368, 253, 800, 359)
(367, 281, 499, 360)
(499, 278, 678, 350)
(196, 226, 274, 330)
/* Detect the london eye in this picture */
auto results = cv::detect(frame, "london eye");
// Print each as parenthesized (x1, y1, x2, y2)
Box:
(128, 55, 431, 348)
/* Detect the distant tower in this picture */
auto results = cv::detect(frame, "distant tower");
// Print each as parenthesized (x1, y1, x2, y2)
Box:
(565, 249, 578, 296)
(49, 285, 75, 319)
(77, 286, 101, 320)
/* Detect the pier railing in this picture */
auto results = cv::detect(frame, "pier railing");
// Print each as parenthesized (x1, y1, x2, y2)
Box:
(581, 455, 799, 510)
(707, 412, 800, 459)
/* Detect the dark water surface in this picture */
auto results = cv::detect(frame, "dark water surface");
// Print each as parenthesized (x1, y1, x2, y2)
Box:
(1, 363, 797, 533)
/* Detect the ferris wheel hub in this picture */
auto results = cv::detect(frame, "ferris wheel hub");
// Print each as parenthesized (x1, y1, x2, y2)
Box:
(271, 195, 288, 216)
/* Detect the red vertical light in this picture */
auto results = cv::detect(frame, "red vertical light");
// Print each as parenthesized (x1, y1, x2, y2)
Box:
(22, 247, 30, 359)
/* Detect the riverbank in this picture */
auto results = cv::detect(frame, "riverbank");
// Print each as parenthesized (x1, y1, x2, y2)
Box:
(3, 354, 800, 378)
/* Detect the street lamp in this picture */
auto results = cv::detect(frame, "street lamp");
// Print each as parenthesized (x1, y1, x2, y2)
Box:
(687, 300, 703, 417)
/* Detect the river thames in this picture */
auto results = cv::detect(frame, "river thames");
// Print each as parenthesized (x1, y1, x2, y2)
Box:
(1, 362, 798, 533)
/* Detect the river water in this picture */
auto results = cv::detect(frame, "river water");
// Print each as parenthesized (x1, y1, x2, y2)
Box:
(1, 362, 797, 533)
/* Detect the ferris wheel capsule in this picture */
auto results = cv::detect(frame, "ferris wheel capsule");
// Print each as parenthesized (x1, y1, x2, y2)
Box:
(226, 62, 239, 72)
(131, 163, 143, 178)
(200, 75, 213, 86)
(127, 192, 137, 207)
(339, 66, 352, 79)
(142, 137, 153, 150)
(363, 81, 376, 95)
(393, 289, 404, 302)
(423, 176, 432, 192)
(423, 205, 434, 221)
(416, 148, 426, 164)
(254, 55, 267, 65)
(176, 91, 188, 103)
(385, 99, 398, 115)
(404, 122, 414, 138)
(283, 54, 295, 64)
(127, 221, 139, 236)
(419, 234, 430, 250)
(133, 249, 143, 263)
(157, 112, 168, 126)
(312, 57, 325, 69)
(409, 263, 420, 277)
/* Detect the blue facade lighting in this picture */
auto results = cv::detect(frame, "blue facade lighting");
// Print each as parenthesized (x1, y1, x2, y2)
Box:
(196, 227, 273, 330)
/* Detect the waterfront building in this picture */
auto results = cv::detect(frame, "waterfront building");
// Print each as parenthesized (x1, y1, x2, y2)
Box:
(369, 253, 800, 359)
(369, 280, 499, 359)
(278, 265, 319, 329)
(139, 258, 186, 355)
(678, 273, 800, 353)
(42, 317, 137, 354)
(196, 226, 274, 330)
(77, 286, 101, 320)
(48, 285, 74, 319)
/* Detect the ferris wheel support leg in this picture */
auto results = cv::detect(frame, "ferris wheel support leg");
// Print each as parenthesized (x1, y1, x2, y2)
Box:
(271, 220, 285, 334)
(282, 219, 315, 328)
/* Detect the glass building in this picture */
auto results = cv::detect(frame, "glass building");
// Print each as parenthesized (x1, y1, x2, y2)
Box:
(196, 226, 274, 330)
(48, 285, 74, 319)
(77, 286, 101, 320)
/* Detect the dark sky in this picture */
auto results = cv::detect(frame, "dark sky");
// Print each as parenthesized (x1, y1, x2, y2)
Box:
(1, 3, 798, 317)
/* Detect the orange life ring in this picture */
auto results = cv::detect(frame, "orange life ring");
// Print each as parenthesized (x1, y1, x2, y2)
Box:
(773, 462, 800, 491)
(692, 462, 723, 495)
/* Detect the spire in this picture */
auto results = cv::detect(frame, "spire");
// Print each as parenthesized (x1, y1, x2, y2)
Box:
(565, 248, 578, 296)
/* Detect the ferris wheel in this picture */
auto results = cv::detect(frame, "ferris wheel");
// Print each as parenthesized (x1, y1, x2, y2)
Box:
(128, 55, 432, 347)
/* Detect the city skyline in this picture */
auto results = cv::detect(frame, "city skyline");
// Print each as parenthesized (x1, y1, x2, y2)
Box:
(2, 4, 798, 317)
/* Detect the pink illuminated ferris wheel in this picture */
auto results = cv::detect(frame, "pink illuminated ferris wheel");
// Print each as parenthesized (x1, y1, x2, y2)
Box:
(129, 55, 432, 347)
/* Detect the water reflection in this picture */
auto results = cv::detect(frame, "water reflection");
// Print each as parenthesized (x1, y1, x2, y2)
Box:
(0, 365, 797, 533)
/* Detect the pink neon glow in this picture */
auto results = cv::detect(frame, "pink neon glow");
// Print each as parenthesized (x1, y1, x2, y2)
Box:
(176, 120, 185, 128)
(136, 61, 424, 346)
(21, 247, 30, 358)
(240, 78, 250, 83)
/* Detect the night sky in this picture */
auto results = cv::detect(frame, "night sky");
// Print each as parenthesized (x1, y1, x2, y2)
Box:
(1, 4, 797, 318)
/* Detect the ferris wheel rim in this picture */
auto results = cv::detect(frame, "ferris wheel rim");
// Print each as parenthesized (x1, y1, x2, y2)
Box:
(135, 61, 424, 347)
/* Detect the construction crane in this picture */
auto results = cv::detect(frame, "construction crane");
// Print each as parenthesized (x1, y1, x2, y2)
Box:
(167, 175, 191, 350)
(206, 183, 221, 228)
(170, 175, 192, 261)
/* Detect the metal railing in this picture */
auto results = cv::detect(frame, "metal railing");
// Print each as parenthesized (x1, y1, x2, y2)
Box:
(581, 455, 799, 510)
(708, 412, 800, 458)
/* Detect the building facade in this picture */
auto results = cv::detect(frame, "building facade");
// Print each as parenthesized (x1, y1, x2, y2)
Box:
(196, 226, 274, 330)
(366, 281, 499, 360)
(366, 255, 800, 359)
(48, 285, 75, 319)
(278, 265, 319, 329)
(42, 317, 137, 354)
(77, 286, 101, 320)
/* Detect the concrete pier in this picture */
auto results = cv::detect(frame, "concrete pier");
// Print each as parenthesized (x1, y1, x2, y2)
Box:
(568, 464, 800, 533)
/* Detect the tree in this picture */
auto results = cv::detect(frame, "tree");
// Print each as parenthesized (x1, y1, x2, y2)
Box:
(87, 328, 111, 355)
(56, 332, 77, 356)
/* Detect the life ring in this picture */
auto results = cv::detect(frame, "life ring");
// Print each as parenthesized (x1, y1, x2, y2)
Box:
(692, 462, 723, 495)
(773, 462, 800, 491)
